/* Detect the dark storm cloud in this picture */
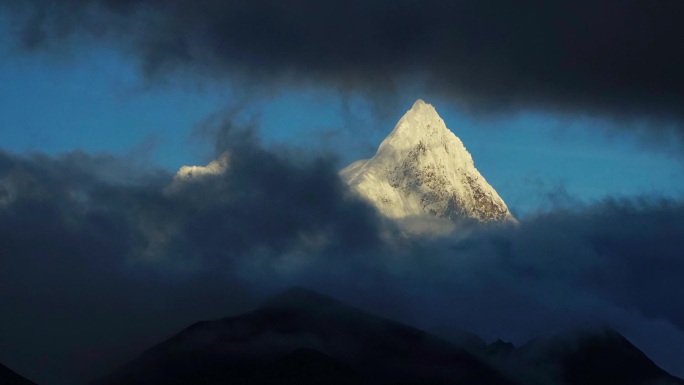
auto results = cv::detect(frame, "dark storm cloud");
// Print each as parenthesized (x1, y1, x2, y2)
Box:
(2, 127, 684, 383)
(2, 0, 684, 138)
(0, 130, 384, 385)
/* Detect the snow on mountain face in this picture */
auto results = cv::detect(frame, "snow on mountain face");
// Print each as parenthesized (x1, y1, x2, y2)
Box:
(165, 152, 230, 195)
(173, 152, 230, 182)
(340, 99, 515, 224)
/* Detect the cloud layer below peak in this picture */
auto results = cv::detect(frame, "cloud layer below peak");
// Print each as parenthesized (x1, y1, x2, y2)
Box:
(1, 124, 684, 383)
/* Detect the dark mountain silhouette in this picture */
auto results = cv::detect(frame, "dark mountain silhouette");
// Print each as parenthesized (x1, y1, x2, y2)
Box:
(489, 327, 684, 385)
(90, 287, 684, 385)
(0, 361, 37, 385)
(92, 287, 516, 385)
(265, 348, 361, 385)
(486, 339, 516, 356)
(429, 326, 489, 353)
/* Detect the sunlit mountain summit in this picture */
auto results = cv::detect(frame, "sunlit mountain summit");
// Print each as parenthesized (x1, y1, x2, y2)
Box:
(340, 99, 515, 224)
(172, 100, 515, 228)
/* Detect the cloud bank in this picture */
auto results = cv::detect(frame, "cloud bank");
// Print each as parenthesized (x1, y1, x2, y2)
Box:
(2, 0, 684, 142)
(1, 123, 683, 384)
(1, 2, 683, 381)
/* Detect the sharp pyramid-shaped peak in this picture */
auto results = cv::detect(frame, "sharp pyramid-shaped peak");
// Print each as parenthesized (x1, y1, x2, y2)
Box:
(409, 98, 431, 112)
(409, 98, 442, 118)
(394, 99, 444, 131)
(340, 100, 515, 225)
(375, 99, 474, 168)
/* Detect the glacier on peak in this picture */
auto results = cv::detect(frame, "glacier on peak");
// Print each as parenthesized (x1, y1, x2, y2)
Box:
(340, 99, 515, 224)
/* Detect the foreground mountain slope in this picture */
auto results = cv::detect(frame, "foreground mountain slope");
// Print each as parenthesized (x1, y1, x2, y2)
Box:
(341, 99, 515, 224)
(0, 362, 37, 385)
(92, 287, 517, 385)
(490, 327, 684, 385)
(91, 288, 684, 385)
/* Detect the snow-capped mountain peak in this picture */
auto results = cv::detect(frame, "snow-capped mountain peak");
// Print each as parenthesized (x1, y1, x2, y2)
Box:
(165, 152, 230, 194)
(340, 99, 514, 224)
(173, 152, 230, 182)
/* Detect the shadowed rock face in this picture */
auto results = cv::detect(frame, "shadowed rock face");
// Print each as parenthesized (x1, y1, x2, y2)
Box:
(92, 287, 516, 385)
(0, 362, 37, 385)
